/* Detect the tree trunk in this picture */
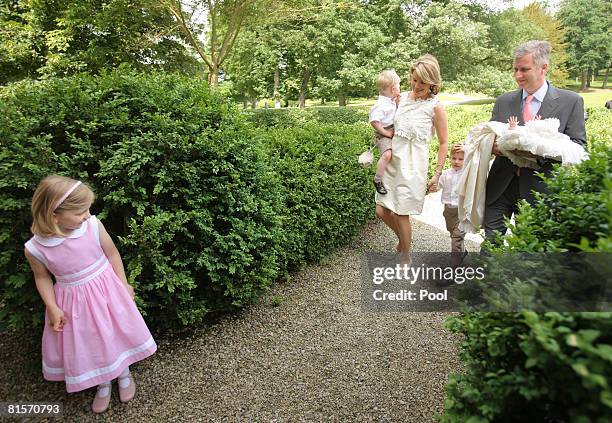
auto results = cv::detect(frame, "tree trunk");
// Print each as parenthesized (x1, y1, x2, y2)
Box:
(580, 69, 588, 91)
(299, 68, 311, 108)
(603, 65, 609, 89)
(338, 92, 346, 107)
(208, 63, 219, 86)
(586, 68, 592, 88)
(251, 97, 258, 109)
(274, 63, 281, 109)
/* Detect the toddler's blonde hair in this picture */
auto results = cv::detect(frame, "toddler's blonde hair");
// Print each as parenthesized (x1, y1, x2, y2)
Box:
(451, 144, 464, 156)
(376, 69, 401, 94)
(411, 54, 442, 95)
(31, 175, 95, 238)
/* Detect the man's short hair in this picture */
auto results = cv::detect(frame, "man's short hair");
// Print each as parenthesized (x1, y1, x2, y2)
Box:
(514, 40, 551, 66)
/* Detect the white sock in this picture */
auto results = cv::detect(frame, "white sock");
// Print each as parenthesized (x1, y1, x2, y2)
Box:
(118, 366, 131, 388)
(98, 382, 111, 397)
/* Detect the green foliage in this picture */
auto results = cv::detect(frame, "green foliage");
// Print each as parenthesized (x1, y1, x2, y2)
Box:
(0, 0, 199, 85)
(442, 312, 612, 422)
(428, 105, 492, 177)
(257, 122, 373, 271)
(0, 70, 373, 331)
(441, 108, 612, 421)
(452, 66, 517, 98)
(558, 0, 611, 78)
(418, 2, 493, 82)
(246, 106, 369, 128)
(522, 3, 570, 87)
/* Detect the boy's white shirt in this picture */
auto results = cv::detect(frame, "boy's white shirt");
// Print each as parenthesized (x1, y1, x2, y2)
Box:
(369, 95, 396, 127)
(439, 167, 463, 208)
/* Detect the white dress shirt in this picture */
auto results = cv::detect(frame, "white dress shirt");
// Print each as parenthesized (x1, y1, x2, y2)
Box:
(369, 95, 396, 127)
(439, 167, 463, 207)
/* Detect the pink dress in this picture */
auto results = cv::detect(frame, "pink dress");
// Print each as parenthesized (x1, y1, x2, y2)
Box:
(25, 216, 156, 393)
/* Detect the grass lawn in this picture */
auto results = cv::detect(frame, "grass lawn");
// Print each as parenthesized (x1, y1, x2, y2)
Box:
(242, 85, 611, 110)
(566, 87, 611, 109)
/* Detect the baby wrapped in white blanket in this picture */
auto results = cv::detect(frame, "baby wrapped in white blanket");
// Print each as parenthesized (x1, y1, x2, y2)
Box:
(496, 117, 589, 167)
(456, 117, 588, 233)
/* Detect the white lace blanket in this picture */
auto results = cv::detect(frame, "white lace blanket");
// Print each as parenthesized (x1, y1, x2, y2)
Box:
(456, 119, 588, 234)
(496, 118, 589, 168)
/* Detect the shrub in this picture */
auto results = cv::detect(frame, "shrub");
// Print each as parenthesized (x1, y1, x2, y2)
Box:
(443, 311, 612, 422)
(257, 123, 373, 271)
(0, 71, 286, 329)
(0, 71, 376, 331)
(441, 108, 612, 422)
(246, 106, 369, 129)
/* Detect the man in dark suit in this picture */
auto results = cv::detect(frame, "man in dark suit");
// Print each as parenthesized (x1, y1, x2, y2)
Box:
(484, 40, 587, 243)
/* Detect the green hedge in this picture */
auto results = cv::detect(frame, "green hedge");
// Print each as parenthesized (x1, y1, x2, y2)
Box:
(258, 123, 373, 271)
(0, 71, 373, 330)
(246, 106, 370, 128)
(441, 108, 612, 422)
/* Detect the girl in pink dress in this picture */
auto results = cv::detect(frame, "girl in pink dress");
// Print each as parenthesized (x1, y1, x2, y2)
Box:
(24, 175, 157, 413)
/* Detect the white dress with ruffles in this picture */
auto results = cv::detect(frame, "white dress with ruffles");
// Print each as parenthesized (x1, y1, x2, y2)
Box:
(375, 93, 438, 215)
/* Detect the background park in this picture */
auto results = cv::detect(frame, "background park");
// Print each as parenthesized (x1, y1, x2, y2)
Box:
(0, 0, 611, 421)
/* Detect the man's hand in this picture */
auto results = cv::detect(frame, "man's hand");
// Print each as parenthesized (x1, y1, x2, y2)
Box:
(512, 149, 538, 159)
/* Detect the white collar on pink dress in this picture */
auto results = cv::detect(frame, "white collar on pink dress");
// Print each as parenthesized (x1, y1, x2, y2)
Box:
(34, 220, 88, 247)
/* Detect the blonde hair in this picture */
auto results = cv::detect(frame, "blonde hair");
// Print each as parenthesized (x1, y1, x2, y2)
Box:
(411, 54, 442, 95)
(31, 175, 95, 238)
(376, 69, 401, 94)
(451, 144, 464, 156)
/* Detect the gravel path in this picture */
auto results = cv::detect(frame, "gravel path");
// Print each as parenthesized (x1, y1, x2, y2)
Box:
(0, 219, 479, 422)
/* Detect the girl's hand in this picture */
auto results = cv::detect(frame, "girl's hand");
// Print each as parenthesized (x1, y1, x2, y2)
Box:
(124, 283, 135, 299)
(48, 306, 66, 332)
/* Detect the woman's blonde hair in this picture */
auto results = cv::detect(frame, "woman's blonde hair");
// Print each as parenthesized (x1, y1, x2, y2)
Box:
(411, 54, 442, 95)
(376, 69, 401, 94)
(31, 175, 95, 238)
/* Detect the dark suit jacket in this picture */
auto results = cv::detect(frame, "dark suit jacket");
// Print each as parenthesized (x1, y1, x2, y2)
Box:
(486, 82, 586, 205)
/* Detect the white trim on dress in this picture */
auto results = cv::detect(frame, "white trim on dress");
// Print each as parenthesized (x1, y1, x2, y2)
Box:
(43, 337, 156, 383)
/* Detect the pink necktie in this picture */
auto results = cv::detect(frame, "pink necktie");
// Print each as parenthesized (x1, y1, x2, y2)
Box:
(523, 94, 534, 123)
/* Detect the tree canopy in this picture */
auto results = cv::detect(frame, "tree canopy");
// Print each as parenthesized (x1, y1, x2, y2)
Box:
(2, 0, 609, 102)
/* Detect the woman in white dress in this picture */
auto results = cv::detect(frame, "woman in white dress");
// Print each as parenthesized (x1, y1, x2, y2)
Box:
(375, 54, 449, 260)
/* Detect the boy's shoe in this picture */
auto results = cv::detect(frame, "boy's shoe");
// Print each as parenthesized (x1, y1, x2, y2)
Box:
(118, 373, 136, 403)
(374, 180, 388, 195)
(451, 250, 469, 267)
(92, 383, 112, 413)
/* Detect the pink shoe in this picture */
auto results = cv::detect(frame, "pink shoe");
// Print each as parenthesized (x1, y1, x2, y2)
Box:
(91, 383, 112, 413)
(118, 373, 136, 403)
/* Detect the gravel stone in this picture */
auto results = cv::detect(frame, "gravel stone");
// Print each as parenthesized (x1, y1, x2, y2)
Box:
(0, 219, 479, 422)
